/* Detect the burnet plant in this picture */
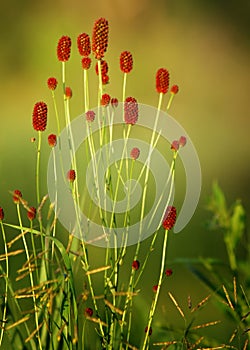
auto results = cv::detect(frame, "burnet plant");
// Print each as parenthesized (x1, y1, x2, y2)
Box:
(0, 17, 234, 350)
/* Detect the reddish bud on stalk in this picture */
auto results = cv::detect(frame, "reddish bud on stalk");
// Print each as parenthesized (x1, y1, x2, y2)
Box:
(13, 190, 22, 204)
(85, 307, 93, 317)
(120, 51, 133, 73)
(171, 140, 179, 151)
(156, 68, 170, 94)
(48, 134, 57, 147)
(179, 136, 187, 147)
(32, 102, 48, 132)
(152, 285, 158, 293)
(165, 268, 173, 276)
(77, 33, 91, 56)
(111, 97, 118, 108)
(67, 169, 76, 183)
(124, 97, 138, 125)
(101, 93, 111, 106)
(57, 36, 71, 62)
(132, 260, 140, 271)
(65, 87, 72, 99)
(92, 17, 109, 59)
(81, 57, 91, 70)
(85, 110, 95, 122)
(47, 77, 58, 90)
(162, 206, 177, 230)
(170, 84, 179, 95)
(27, 207, 36, 221)
(0, 207, 4, 221)
(130, 147, 140, 160)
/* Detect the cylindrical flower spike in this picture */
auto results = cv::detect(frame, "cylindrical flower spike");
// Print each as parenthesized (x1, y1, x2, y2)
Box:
(95, 60, 108, 76)
(120, 51, 133, 73)
(27, 207, 36, 221)
(156, 68, 170, 94)
(92, 17, 109, 59)
(124, 97, 138, 125)
(47, 77, 58, 90)
(32, 102, 48, 131)
(162, 206, 177, 230)
(81, 57, 91, 70)
(77, 33, 91, 56)
(48, 134, 57, 147)
(67, 169, 76, 183)
(57, 36, 71, 62)
(0, 207, 4, 221)
(13, 190, 22, 204)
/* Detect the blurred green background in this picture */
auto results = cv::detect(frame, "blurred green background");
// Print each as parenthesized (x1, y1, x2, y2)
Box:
(0, 0, 250, 344)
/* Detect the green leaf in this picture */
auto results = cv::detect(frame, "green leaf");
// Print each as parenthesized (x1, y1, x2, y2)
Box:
(229, 200, 246, 250)
(207, 181, 229, 228)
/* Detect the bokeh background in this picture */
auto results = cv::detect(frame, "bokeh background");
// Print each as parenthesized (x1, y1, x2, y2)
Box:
(0, 0, 250, 344)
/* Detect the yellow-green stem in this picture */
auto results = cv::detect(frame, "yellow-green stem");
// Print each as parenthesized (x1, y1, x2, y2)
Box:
(16, 204, 42, 350)
(141, 230, 169, 350)
(0, 221, 8, 346)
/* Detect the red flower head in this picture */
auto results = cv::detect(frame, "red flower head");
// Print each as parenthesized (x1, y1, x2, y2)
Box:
(85, 110, 95, 122)
(102, 74, 109, 85)
(124, 97, 138, 125)
(111, 97, 118, 108)
(84, 307, 93, 317)
(67, 169, 76, 183)
(47, 77, 58, 91)
(101, 93, 111, 106)
(171, 140, 179, 151)
(152, 285, 158, 293)
(27, 207, 36, 221)
(95, 59, 108, 75)
(170, 84, 179, 95)
(162, 206, 177, 230)
(130, 147, 140, 160)
(77, 33, 91, 56)
(81, 57, 91, 70)
(179, 136, 187, 147)
(13, 190, 22, 204)
(165, 268, 173, 276)
(65, 87, 72, 99)
(120, 51, 133, 73)
(132, 260, 140, 271)
(57, 35, 71, 62)
(156, 68, 170, 94)
(0, 207, 4, 221)
(92, 17, 109, 59)
(48, 134, 57, 147)
(32, 102, 47, 131)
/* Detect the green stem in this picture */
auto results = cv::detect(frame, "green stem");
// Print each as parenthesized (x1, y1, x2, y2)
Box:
(36, 131, 42, 205)
(141, 230, 169, 350)
(16, 204, 43, 350)
(0, 221, 8, 346)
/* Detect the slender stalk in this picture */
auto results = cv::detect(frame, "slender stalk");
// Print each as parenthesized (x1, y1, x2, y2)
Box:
(0, 221, 8, 346)
(16, 204, 43, 350)
(141, 230, 169, 350)
(36, 131, 42, 206)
